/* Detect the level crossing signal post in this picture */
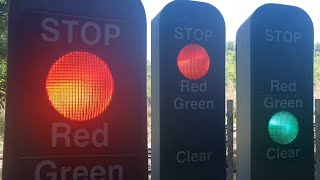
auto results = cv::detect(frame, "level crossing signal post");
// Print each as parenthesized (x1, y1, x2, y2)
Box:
(152, 1, 226, 179)
(237, 3, 314, 180)
(3, 0, 148, 179)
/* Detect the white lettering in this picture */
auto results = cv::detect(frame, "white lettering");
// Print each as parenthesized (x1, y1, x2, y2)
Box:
(174, 27, 214, 41)
(61, 166, 71, 180)
(52, 123, 108, 148)
(180, 80, 207, 93)
(41, 17, 120, 46)
(34, 160, 123, 180)
(92, 123, 109, 147)
(52, 123, 71, 147)
(81, 22, 102, 45)
(74, 129, 90, 148)
(266, 147, 301, 160)
(176, 150, 213, 164)
(35, 160, 57, 180)
(108, 165, 123, 180)
(205, 30, 213, 41)
(265, 29, 302, 43)
(73, 166, 88, 179)
(61, 20, 79, 43)
(265, 29, 273, 42)
(185, 27, 193, 40)
(41, 18, 59, 42)
(90, 166, 105, 180)
(105, 24, 120, 46)
(194, 28, 204, 41)
(176, 151, 186, 164)
(264, 97, 303, 109)
(174, 97, 214, 110)
(270, 80, 296, 92)
(174, 27, 183, 39)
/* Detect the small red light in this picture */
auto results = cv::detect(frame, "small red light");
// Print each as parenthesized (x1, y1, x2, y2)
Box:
(177, 44, 210, 80)
(46, 51, 114, 121)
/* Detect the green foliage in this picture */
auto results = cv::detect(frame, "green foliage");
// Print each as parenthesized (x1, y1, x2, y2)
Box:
(314, 48, 320, 86)
(0, 0, 8, 59)
(226, 41, 236, 88)
(0, 59, 6, 96)
(0, 0, 7, 97)
(146, 61, 151, 144)
(0, 99, 5, 140)
(315, 42, 320, 54)
(147, 60, 151, 99)
(0, 0, 8, 142)
(226, 40, 235, 52)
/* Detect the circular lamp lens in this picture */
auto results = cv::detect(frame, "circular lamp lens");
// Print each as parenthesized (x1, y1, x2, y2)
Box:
(268, 111, 299, 145)
(177, 44, 210, 80)
(46, 51, 114, 121)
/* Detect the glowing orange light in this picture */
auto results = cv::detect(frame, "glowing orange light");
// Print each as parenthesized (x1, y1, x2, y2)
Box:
(46, 51, 114, 121)
(177, 44, 210, 80)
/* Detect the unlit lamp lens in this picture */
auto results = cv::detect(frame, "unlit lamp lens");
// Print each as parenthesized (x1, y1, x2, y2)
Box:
(268, 111, 299, 145)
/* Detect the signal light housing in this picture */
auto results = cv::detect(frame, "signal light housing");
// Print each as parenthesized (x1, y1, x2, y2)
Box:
(152, 1, 226, 179)
(236, 3, 314, 180)
(3, 0, 147, 179)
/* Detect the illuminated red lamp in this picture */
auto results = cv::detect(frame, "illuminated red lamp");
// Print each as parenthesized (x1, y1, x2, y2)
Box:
(177, 44, 210, 80)
(46, 51, 114, 121)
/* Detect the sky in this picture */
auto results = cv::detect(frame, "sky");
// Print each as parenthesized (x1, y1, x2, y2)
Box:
(141, 0, 320, 60)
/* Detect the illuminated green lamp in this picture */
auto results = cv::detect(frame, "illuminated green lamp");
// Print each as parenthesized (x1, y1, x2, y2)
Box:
(268, 111, 299, 145)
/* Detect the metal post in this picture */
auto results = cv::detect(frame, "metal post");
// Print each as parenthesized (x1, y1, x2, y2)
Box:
(315, 99, 320, 180)
(227, 100, 234, 180)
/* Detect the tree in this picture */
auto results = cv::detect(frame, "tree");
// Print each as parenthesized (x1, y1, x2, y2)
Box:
(0, 0, 8, 97)
(226, 41, 236, 88)
(0, 0, 8, 140)
(315, 42, 320, 55)
(0, 0, 8, 59)
(147, 60, 151, 102)
(314, 45, 320, 86)
(226, 41, 235, 52)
